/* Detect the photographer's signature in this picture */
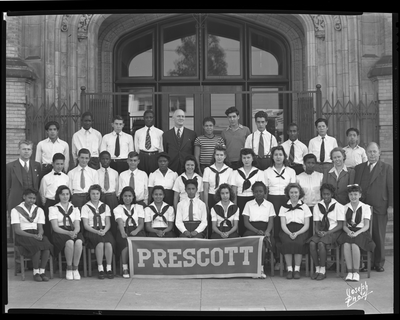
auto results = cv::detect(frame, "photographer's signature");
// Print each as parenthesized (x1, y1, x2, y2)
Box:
(345, 281, 373, 307)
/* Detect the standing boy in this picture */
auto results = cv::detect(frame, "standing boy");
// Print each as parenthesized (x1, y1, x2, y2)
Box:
(35, 121, 70, 177)
(39, 153, 70, 237)
(281, 123, 308, 174)
(72, 111, 103, 170)
(118, 151, 148, 207)
(343, 128, 367, 169)
(68, 148, 99, 209)
(134, 109, 164, 175)
(175, 179, 208, 238)
(101, 115, 134, 174)
(221, 106, 251, 170)
(308, 118, 338, 173)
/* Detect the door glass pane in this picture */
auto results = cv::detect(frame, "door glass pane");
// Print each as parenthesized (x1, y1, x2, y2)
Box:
(121, 33, 153, 77)
(163, 22, 197, 77)
(251, 87, 284, 143)
(207, 20, 241, 76)
(169, 95, 194, 130)
(250, 32, 282, 76)
(210, 93, 235, 135)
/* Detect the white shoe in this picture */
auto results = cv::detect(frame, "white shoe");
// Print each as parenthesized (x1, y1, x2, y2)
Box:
(345, 272, 353, 281)
(260, 270, 267, 279)
(122, 269, 130, 279)
(73, 270, 81, 280)
(352, 272, 360, 282)
(66, 270, 73, 280)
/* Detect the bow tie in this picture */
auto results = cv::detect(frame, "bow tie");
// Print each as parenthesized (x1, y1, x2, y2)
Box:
(274, 169, 285, 179)
(54, 172, 61, 175)
(284, 202, 303, 212)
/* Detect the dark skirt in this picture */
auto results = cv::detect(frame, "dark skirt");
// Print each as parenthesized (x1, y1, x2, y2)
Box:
(84, 228, 116, 253)
(15, 229, 54, 258)
(242, 221, 274, 250)
(147, 227, 176, 238)
(51, 227, 85, 257)
(163, 189, 175, 207)
(237, 195, 255, 236)
(210, 225, 239, 239)
(116, 226, 146, 258)
(337, 229, 376, 252)
(307, 228, 343, 247)
(267, 194, 287, 240)
(278, 222, 309, 255)
(101, 192, 119, 237)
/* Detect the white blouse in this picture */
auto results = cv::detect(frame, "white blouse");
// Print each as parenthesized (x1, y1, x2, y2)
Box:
(11, 203, 45, 231)
(48, 203, 81, 227)
(173, 173, 203, 201)
(81, 201, 111, 228)
(114, 204, 145, 227)
(312, 199, 344, 231)
(144, 202, 175, 228)
(343, 201, 371, 229)
(229, 167, 265, 197)
(278, 200, 312, 224)
(242, 199, 276, 222)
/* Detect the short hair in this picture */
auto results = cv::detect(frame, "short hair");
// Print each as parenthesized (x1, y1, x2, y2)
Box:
(144, 109, 154, 117)
(214, 183, 235, 203)
(156, 152, 170, 161)
(320, 183, 336, 197)
(252, 181, 268, 193)
(119, 186, 136, 204)
(52, 153, 65, 163)
(54, 185, 71, 203)
(314, 118, 328, 127)
(22, 188, 38, 197)
(78, 148, 91, 157)
(303, 153, 317, 163)
(81, 111, 93, 120)
(184, 178, 198, 189)
(113, 115, 124, 122)
(87, 184, 103, 201)
(254, 110, 268, 121)
(99, 150, 111, 158)
(347, 184, 362, 194)
(128, 151, 140, 159)
(209, 144, 229, 166)
(346, 127, 359, 136)
(45, 121, 60, 131)
(330, 147, 346, 161)
(367, 142, 380, 151)
(284, 182, 305, 199)
(151, 185, 166, 198)
(270, 146, 289, 167)
(202, 116, 216, 126)
(18, 140, 33, 149)
(225, 106, 239, 116)
(238, 148, 258, 167)
(184, 155, 200, 174)
(288, 123, 299, 130)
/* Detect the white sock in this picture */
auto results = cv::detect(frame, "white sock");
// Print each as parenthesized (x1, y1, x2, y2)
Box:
(98, 265, 104, 272)
(294, 265, 300, 272)
(33, 268, 40, 275)
(39, 268, 45, 274)
(106, 264, 112, 272)
(287, 266, 293, 272)
(315, 266, 321, 273)
(320, 266, 326, 274)
(122, 264, 128, 270)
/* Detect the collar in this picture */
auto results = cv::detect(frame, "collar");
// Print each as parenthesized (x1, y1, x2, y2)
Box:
(175, 126, 184, 133)
(145, 125, 154, 130)
(252, 199, 269, 207)
(216, 200, 234, 208)
(345, 144, 360, 149)
(257, 129, 268, 134)
(46, 137, 60, 143)
(78, 165, 87, 171)
(112, 131, 124, 136)
(226, 124, 243, 131)
(149, 201, 168, 209)
(286, 200, 304, 206)
(288, 139, 298, 144)
(317, 134, 330, 141)
(239, 166, 257, 173)
(87, 200, 104, 209)
(129, 168, 138, 174)
(345, 201, 363, 212)
(211, 164, 228, 170)
(329, 164, 348, 173)
(19, 202, 37, 213)
(19, 158, 29, 167)
(367, 161, 378, 168)
(273, 165, 286, 172)
(319, 198, 338, 207)
(56, 202, 73, 210)
(81, 127, 93, 134)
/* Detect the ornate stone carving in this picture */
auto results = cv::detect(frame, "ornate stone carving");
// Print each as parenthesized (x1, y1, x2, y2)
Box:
(311, 14, 325, 40)
(77, 14, 93, 41)
(61, 15, 71, 32)
(333, 15, 342, 31)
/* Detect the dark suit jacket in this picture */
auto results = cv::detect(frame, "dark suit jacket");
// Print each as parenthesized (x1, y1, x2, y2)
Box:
(162, 127, 197, 175)
(6, 159, 42, 212)
(354, 160, 393, 215)
(323, 167, 355, 205)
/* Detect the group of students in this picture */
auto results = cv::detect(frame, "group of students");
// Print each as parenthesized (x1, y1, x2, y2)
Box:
(10, 108, 379, 283)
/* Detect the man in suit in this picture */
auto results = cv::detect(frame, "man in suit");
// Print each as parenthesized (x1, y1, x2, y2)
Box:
(354, 142, 393, 272)
(6, 140, 42, 240)
(162, 109, 197, 175)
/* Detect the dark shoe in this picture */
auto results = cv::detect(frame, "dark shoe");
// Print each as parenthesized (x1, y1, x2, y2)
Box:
(286, 271, 293, 279)
(360, 266, 369, 272)
(375, 267, 385, 272)
(316, 273, 326, 280)
(107, 270, 114, 279)
(328, 263, 337, 270)
(98, 271, 105, 279)
(311, 272, 320, 280)
(293, 271, 301, 279)
(40, 273, 49, 282)
(34, 273, 43, 282)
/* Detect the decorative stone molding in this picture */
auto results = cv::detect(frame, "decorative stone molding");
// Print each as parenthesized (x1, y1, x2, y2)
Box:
(77, 14, 93, 41)
(310, 14, 325, 40)
(61, 15, 71, 32)
(333, 15, 342, 31)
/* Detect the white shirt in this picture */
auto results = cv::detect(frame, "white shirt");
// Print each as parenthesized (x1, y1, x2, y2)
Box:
(134, 125, 164, 153)
(72, 127, 103, 163)
(264, 166, 296, 195)
(229, 167, 265, 197)
(68, 165, 99, 194)
(242, 199, 276, 222)
(80, 201, 111, 228)
(35, 138, 70, 171)
(210, 201, 239, 227)
(308, 134, 338, 163)
(281, 139, 308, 164)
(101, 131, 134, 159)
(11, 203, 45, 231)
(343, 145, 368, 168)
(97, 167, 119, 194)
(19, 158, 30, 171)
(344, 201, 371, 229)
(173, 173, 203, 201)
(202, 164, 233, 194)
(48, 203, 81, 227)
(312, 199, 344, 231)
(244, 130, 278, 156)
(144, 202, 175, 228)
(279, 200, 312, 225)
(118, 168, 148, 202)
(114, 204, 145, 227)
(39, 170, 70, 203)
(175, 197, 208, 233)
(148, 169, 178, 189)
(296, 171, 323, 206)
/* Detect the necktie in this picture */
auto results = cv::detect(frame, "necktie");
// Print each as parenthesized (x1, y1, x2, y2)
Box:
(130, 172, 135, 190)
(289, 142, 295, 164)
(145, 127, 151, 150)
(369, 163, 373, 172)
(258, 132, 264, 157)
(24, 161, 29, 173)
(104, 168, 110, 191)
(317, 202, 336, 231)
(54, 172, 61, 176)
(209, 167, 229, 189)
(115, 133, 120, 157)
(320, 137, 325, 162)
(189, 199, 194, 221)
(177, 128, 182, 147)
(274, 168, 286, 179)
(80, 168, 85, 189)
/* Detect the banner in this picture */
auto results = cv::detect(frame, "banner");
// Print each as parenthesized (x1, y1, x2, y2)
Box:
(127, 236, 264, 279)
